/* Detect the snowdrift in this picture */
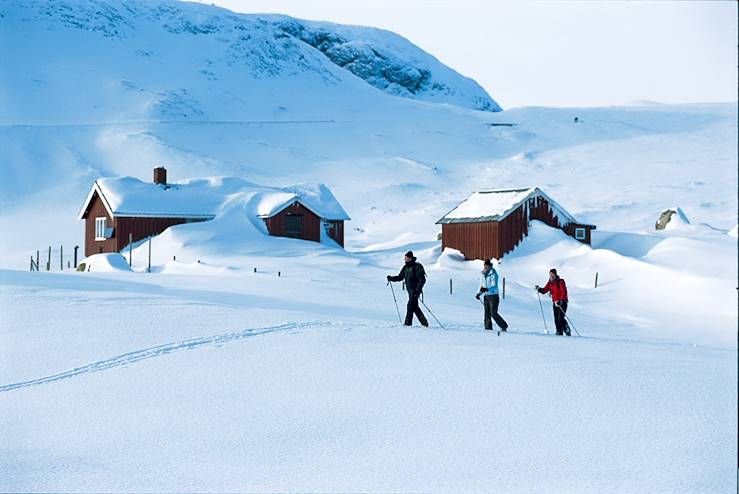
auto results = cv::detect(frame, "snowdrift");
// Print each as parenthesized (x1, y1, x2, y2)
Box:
(79, 253, 132, 272)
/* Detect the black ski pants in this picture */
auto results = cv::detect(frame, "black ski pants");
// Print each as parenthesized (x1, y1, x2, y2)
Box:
(553, 301, 570, 335)
(484, 294, 508, 331)
(405, 293, 428, 326)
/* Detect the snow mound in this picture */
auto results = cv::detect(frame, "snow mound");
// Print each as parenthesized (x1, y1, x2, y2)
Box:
(507, 220, 587, 258)
(79, 253, 132, 272)
(727, 225, 738, 238)
(434, 247, 467, 270)
(592, 231, 664, 258)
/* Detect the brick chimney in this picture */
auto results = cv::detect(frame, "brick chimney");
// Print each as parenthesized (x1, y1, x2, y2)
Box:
(153, 166, 167, 185)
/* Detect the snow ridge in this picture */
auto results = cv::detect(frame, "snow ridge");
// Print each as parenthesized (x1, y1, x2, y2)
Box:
(274, 18, 501, 111)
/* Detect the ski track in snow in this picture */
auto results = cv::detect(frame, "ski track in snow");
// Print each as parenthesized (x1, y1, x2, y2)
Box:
(2, 318, 712, 394)
(0, 321, 332, 393)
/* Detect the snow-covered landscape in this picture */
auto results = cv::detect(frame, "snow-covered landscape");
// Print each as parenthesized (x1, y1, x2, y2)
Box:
(0, 0, 736, 492)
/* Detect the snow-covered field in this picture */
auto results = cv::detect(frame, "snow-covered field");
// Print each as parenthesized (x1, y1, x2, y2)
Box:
(2, 217, 736, 492)
(1, 0, 737, 492)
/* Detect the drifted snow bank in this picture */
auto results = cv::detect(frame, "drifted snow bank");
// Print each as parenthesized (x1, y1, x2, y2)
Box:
(79, 253, 132, 272)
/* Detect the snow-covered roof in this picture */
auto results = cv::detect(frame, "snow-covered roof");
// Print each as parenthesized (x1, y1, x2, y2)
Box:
(436, 187, 585, 225)
(78, 176, 350, 221)
(255, 183, 351, 220)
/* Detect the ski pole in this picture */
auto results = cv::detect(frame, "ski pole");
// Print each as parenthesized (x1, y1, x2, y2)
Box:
(420, 299, 445, 330)
(387, 280, 402, 324)
(537, 292, 549, 334)
(556, 304, 581, 336)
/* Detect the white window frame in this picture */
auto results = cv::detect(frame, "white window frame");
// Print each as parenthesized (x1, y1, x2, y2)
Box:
(95, 217, 107, 241)
(575, 227, 586, 240)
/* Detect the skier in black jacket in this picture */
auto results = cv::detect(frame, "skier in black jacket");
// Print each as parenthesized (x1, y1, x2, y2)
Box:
(387, 251, 429, 327)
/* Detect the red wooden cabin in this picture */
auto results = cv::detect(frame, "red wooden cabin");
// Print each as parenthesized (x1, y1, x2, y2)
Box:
(260, 201, 345, 247)
(436, 187, 595, 260)
(78, 167, 349, 257)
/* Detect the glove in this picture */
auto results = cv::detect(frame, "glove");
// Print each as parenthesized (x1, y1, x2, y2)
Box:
(535, 285, 540, 291)
(480, 287, 487, 293)
(386, 275, 392, 282)
(475, 293, 481, 300)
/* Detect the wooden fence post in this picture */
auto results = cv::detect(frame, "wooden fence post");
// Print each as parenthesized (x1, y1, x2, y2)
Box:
(147, 236, 151, 273)
(30, 256, 34, 272)
(594, 272, 599, 288)
(47, 246, 51, 271)
(74, 246, 79, 269)
(60, 245, 63, 271)
(449, 278, 453, 295)
(36, 250, 40, 271)
(502, 277, 506, 299)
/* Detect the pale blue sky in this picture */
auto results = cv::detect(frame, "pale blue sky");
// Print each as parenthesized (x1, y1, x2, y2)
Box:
(194, 0, 738, 109)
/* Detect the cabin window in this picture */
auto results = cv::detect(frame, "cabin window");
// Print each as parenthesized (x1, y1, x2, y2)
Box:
(285, 214, 303, 239)
(95, 217, 107, 240)
(575, 227, 586, 240)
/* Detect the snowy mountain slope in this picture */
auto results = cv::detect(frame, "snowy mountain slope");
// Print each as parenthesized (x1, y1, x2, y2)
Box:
(270, 16, 501, 111)
(0, 0, 499, 124)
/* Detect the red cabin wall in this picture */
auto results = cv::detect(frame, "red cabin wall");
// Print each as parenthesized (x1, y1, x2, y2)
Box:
(441, 221, 501, 261)
(562, 223, 594, 245)
(83, 193, 118, 257)
(325, 220, 344, 247)
(264, 203, 321, 242)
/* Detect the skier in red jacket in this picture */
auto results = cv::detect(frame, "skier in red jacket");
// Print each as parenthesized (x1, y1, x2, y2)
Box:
(536, 268, 571, 336)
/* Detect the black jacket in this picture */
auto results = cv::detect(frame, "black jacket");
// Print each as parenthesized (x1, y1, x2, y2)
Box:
(389, 260, 426, 295)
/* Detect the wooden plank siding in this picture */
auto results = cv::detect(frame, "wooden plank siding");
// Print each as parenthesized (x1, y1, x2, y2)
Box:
(83, 192, 118, 257)
(325, 220, 344, 247)
(441, 221, 500, 260)
(263, 202, 321, 243)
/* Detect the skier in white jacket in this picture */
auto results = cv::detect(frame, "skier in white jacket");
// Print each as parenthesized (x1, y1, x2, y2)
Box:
(475, 259, 509, 333)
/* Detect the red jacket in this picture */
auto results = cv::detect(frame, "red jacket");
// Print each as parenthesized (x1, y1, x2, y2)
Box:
(539, 277, 568, 303)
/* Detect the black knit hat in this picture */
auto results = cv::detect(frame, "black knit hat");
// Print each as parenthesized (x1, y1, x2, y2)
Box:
(483, 258, 492, 266)
(405, 251, 414, 258)
(550, 268, 558, 276)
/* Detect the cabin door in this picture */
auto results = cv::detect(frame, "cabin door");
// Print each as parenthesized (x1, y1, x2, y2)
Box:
(285, 214, 303, 239)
